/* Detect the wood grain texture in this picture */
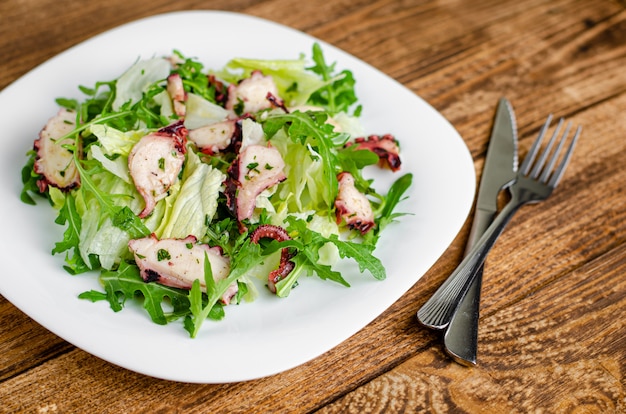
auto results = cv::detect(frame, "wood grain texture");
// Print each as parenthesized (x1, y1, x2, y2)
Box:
(1, 0, 624, 412)
(319, 241, 626, 414)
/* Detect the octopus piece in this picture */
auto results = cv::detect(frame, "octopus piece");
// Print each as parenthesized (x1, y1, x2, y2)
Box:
(207, 74, 228, 106)
(334, 172, 375, 234)
(266, 92, 288, 113)
(166, 73, 187, 117)
(225, 70, 279, 115)
(188, 115, 259, 155)
(347, 134, 402, 172)
(128, 234, 237, 304)
(166, 53, 185, 68)
(250, 225, 295, 294)
(33, 108, 81, 192)
(188, 119, 238, 155)
(224, 144, 286, 221)
(128, 120, 187, 218)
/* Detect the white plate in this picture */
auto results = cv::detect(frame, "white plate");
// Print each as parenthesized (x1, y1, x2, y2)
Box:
(0, 11, 474, 383)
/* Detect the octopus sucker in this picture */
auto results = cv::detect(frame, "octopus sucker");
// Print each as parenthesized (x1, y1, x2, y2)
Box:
(250, 224, 296, 294)
(347, 134, 402, 171)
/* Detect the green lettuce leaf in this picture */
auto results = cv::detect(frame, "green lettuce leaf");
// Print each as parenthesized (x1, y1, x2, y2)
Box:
(89, 145, 131, 184)
(73, 156, 153, 270)
(112, 57, 171, 111)
(183, 93, 230, 129)
(155, 149, 225, 239)
(88, 124, 146, 157)
(271, 129, 327, 215)
(263, 111, 348, 214)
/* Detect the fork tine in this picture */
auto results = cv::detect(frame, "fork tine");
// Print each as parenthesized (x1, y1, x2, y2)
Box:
(531, 118, 564, 179)
(539, 120, 570, 182)
(547, 125, 581, 187)
(521, 114, 553, 175)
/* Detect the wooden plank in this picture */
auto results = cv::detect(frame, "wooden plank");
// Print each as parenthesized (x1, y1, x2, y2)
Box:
(0, 0, 624, 412)
(317, 242, 626, 413)
(0, 0, 260, 90)
(0, 298, 72, 381)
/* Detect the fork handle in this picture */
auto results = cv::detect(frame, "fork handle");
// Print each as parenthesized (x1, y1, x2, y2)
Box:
(417, 196, 523, 330)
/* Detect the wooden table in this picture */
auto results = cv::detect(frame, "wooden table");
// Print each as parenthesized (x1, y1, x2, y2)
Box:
(1, 0, 624, 412)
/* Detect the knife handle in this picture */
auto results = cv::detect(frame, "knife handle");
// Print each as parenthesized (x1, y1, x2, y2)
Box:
(465, 209, 496, 256)
(442, 209, 494, 365)
(444, 268, 481, 365)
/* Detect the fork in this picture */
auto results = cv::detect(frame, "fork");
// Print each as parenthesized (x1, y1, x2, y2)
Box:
(417, 115, 581, 330)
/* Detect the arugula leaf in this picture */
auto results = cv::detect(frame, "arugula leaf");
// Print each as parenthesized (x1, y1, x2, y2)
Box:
(172, 50, 221, 104)
(185, 240, 264, 337)
(184, 253, 215, 337)
(336, 145, 379, 191)
(328, 234, 385, 280)
(274, 253, 344, 298)
(51, 194, 80, 253)
(365, 173, 413, 245)
(51, 193, 92, 274)
(378, 173, 413, 221)
(270, 216, 386, 297)
(111, 205, 151, 240)
(307, 43, 360, 116)
(78, 290, 108, 302)
(97, 261, 192, 324)
(20, 150, 45, 205)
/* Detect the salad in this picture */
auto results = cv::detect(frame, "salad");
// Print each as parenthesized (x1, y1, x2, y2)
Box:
(20, 43, 412, 338)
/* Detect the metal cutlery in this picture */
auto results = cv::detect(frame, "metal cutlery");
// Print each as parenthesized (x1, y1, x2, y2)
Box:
(442, 98, 518, 366)
(417, 114, 581, 331)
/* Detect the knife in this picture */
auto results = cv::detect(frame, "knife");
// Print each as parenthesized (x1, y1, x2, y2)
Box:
(442, 97, 518, 365)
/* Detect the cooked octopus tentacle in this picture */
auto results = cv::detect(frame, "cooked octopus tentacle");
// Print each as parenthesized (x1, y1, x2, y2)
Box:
(128, 120, 187, 218)
(225, 70, 279, 115)
(347, 134, 402, 171)
(33, 108, 81, 192)
(250, 224, 296, 294)
(188, 119, 237, 155)
(128, 234, 238, 305)
(334, 172, 375, 234)
(224, 144, 286, 222)
(166, 73, 187, 117)
(207, 74, 228, 106)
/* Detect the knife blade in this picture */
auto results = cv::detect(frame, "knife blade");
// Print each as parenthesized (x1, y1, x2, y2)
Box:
(442, 97, 518, 365)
